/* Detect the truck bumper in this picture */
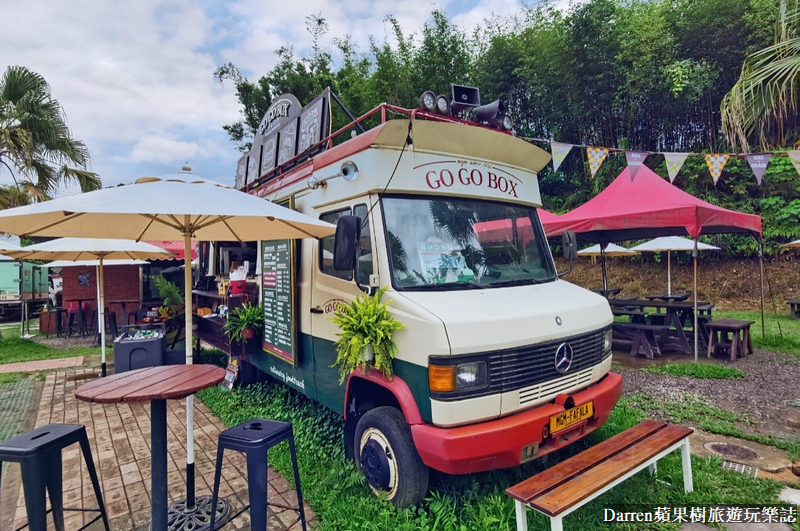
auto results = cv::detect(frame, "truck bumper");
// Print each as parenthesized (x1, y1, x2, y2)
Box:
(410, 371, 623, 475)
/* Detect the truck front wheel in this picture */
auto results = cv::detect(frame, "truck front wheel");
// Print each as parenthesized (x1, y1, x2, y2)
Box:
(354, 406, 429, 507)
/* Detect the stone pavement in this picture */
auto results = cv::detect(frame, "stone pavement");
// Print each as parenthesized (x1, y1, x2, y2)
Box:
(4, 369, 314, 530)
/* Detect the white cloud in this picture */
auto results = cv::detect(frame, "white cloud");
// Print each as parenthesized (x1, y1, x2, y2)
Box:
(0, 0, 535, 191)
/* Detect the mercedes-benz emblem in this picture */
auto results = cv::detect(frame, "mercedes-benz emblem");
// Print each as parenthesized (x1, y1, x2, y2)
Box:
(555, 316, 562, 326)
(554, 343, 573, 374)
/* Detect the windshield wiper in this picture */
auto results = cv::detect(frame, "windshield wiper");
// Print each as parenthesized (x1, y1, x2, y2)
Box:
(401, 280, 486, 291)
(490, 277, 550, 287)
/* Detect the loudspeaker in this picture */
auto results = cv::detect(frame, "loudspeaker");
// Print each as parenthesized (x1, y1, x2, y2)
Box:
(472, 99, 506, 127)
(451, 85, 481, 115)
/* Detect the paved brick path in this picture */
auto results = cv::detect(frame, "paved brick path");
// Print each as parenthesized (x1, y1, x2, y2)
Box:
(0, 356, 83, 374)
(6, 370, 314, 530)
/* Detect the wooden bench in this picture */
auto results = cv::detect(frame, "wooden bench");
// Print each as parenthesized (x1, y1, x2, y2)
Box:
(506, 420, 693, 531)
(612, 323, 669, 359)
(788, 300, 800, 319)
(706, 318, 754, 361)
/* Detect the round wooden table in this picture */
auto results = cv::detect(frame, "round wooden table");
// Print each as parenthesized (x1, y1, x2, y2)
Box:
(75, 365, 225, 531)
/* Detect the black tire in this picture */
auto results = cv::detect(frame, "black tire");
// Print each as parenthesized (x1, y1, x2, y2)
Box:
(354, 406, 429, 508)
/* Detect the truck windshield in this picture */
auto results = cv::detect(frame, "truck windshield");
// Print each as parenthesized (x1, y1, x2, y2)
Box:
(382, 196, 557, 290)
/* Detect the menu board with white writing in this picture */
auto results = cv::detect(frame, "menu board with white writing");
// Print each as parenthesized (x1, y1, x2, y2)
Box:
(261, 239, 296, 365)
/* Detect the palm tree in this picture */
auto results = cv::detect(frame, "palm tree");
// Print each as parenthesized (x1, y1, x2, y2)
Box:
(721, 0, 800, 150)
(0, 65, 101, 203)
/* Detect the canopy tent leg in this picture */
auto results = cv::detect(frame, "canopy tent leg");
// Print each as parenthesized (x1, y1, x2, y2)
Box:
(693, 238, 698, 363)
(601, 245, 608, 293)
(759, 241, 765, 340)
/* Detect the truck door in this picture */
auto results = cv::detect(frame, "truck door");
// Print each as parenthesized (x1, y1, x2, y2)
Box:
(310, 201, 375, 414)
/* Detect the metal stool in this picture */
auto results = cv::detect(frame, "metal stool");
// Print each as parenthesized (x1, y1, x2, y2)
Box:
(0, 424, 110, 531)
(91, 309, 118, 344)
(65, 303, 86, 337)
(209, 419, 307, 531)
(42, 308, 67, 338)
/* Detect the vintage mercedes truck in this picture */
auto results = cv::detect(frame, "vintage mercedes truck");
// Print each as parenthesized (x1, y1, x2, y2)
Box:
(231, 89, 623, 507)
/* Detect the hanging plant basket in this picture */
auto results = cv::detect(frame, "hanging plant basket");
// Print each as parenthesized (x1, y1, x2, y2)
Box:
(242, 327, 255, 340)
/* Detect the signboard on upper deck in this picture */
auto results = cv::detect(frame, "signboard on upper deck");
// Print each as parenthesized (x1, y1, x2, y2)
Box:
(236, 89, 330, 189)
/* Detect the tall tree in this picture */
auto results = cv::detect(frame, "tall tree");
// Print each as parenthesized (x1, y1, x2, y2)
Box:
(0, 66, 100, 202)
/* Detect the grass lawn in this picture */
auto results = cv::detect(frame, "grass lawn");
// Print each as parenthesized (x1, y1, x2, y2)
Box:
(716, 310, 800, 356)
(199, 382, 799, 531)
(0, 329, 100, 365)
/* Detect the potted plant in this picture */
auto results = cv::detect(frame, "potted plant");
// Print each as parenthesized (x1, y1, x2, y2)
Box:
(330, 286, 404, 383)
(223, 302, 264, 344)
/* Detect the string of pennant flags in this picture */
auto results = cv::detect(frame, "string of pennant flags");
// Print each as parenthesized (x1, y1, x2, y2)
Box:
(535, 139, 800, 186)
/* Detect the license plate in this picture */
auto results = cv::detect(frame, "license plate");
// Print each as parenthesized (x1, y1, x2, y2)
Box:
(549, 401, 594, 434)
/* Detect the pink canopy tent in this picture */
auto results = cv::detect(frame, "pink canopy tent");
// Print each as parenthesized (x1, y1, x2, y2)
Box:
(541, 165, 763, 361)
(542, 166, 760, 242)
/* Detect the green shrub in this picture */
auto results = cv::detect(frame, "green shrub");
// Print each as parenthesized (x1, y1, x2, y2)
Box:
(645, 362, 746, 379)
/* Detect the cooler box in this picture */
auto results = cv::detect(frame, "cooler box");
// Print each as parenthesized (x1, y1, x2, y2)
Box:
(114, 325, 166, 373)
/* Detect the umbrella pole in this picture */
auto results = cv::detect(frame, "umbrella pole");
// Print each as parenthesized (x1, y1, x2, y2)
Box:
(693, 239, 698, 363)
(97, 258, 107, 377)
(667, 251, 672, 296)
(184, 230, 195, 510)
(759, 241, 765, 340)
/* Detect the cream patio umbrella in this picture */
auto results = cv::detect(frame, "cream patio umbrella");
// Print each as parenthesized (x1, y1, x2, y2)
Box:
(6, 238, 173, 377)
(0, 169, 336, 529)
(630, 236, 719, 295)
(783, 239, 800, 248)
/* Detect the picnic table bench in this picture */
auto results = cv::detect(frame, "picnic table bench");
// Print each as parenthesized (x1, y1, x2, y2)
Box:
(706, 318, 754, 361)
(506, 420, 693, 531)
(611, 308, 648, 324)
(612, 323, 669, 358)
(788, 299, 800, 319)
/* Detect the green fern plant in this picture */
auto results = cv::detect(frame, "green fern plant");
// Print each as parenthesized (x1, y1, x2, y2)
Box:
(153, 275, 184, 308)
(330, 286, 404, 383)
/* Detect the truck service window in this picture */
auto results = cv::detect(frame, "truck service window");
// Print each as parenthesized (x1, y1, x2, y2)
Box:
(319, 208, 353, 281)
(382, 196, 556, 290)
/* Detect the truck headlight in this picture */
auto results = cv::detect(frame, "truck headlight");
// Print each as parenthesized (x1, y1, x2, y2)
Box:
(603, 328, 613, 356)
(456, 361, 488, 390)
(429, 360, 488, 392)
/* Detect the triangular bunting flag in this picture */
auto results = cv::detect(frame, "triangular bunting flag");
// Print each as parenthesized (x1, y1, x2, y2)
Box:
(789, 151, 800, 177)
(705, 153, 730, 186)
(746, 153, 772, 185)
(625, 151, 648, 180)
(550, 142, 573, 172)
(663, 153, 689, 182)
(586, 147, 609, 179)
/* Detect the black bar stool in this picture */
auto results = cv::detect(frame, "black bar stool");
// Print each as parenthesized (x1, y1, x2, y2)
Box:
(65, 302, 86, 337)
(0, 424, 110, 531)
(91, 309, 118, 344)
(42, 308, 67, 338)
(209, 419, 307, 531)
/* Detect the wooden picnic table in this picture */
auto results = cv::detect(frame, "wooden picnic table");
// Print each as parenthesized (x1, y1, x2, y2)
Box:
(609, 299, 715, 354)
(643, 292, 690, 302)
(590, 287, 623, 298)
(75, 365, 225, 531)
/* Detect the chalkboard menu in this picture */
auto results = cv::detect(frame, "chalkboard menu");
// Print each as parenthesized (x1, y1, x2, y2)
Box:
(261, 239, 296, 365)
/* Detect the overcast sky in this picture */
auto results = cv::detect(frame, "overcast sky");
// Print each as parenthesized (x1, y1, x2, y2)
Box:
(0, 0, 547, 192)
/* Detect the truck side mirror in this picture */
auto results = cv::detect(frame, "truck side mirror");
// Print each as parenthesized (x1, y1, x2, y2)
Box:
(558, 230, 578, 279)
(562, 230, 578, 261)
(333, 215, 361, 271)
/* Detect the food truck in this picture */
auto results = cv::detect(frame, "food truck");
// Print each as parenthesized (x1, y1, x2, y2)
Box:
(224, 88, 622, 507)
(0, 256, 49, 317)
